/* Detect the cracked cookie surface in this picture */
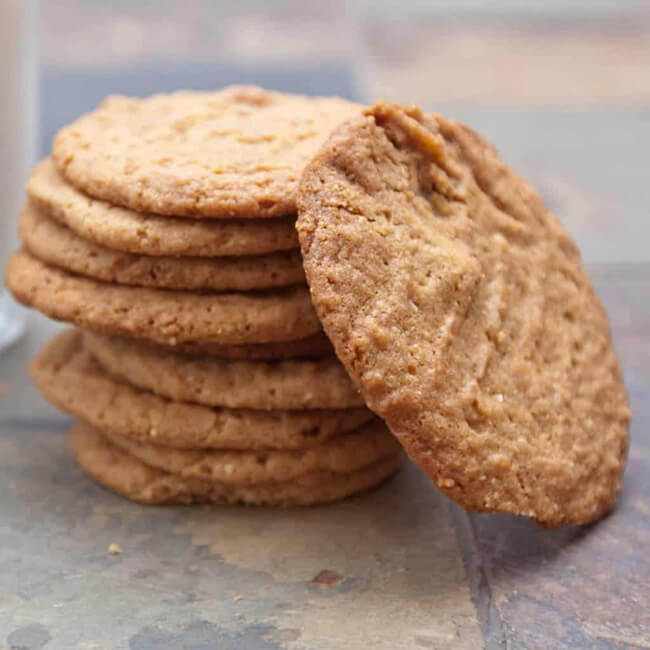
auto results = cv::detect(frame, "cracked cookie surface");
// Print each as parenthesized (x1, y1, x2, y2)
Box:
(53, 86, 361, 218)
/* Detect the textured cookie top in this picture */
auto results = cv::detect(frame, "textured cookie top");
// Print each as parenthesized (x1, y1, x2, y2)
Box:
(52, 86, 362, 218)
(27, 159, 300, 257)
(297, 102, 631, 527)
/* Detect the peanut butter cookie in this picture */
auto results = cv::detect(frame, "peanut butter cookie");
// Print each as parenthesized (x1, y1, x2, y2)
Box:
(53, 87, 361, 218)
(297, 102, 630, 527)
(28, 159, 300, 256)
(20, 203, 305, 291)
(32, 330, 373, 450)
(7, 250, 321, 345)
(71, 423, 402, 506)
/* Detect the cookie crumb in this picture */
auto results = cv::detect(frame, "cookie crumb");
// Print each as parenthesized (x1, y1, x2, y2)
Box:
(149, 427, 158, 438)
(108, 543, 122, 555)
(223, 463, 234, 475)
(311, 569, 343, 586)
(233, 594, 243, 601)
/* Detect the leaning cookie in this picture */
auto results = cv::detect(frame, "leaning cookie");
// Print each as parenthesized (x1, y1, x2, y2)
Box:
(297, 102, 630, 527)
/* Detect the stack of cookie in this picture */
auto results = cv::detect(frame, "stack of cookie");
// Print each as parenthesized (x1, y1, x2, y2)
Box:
(6, 86, 402, 506)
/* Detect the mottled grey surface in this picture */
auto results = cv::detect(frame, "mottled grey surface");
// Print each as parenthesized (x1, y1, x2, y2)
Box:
(1, 267, 648, 649)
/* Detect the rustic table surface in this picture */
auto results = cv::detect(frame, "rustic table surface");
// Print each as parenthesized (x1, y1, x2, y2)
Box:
(1, 271, 648, 649)
(2, 3, 649, 648)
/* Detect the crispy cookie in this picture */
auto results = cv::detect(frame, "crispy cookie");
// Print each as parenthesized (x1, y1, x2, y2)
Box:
(7, 250, 321, 345)
(32, 330, 374, 450)
(83, 332, 362, 410)
(52, 86, 361, 218)
(27, 159, 299, 257)
(19, 203, 305, 291)
(70, 423, 402, 506)
(297, 102, 631, 527)
(158, 334, 333, 361)
(104, 419, 399, 486)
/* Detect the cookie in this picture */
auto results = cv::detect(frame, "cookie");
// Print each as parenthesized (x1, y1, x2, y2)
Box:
(70, 423, 402, 506)
(103, 419, 400, 485)
(83, 331, 362, 410)
(19, 203, 306, 291)
(6, 250, 321, 345)
(32, 330, 374, 450)
(52, 86, 362, 218)
(27, 159, 299, 257)
(297, 102, 631, 527)
(160, 334, 333, 361)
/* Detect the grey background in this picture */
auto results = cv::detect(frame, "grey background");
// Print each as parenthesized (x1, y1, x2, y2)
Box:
(36, 0, 650, 263)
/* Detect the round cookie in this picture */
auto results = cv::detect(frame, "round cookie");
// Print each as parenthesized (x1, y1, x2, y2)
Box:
(161, 333, 333, 361)
(83, 331, 363, 410)
(32, 330, 374, 450)
(70, 423, 402, 506)
(27, 159, 299, 257)
(19, 204, 306, 291)
(104, 419, 400, 486)
(297, 102, 631, 527)
(52, 86, 362, 218)
(7, 250, 321, 345)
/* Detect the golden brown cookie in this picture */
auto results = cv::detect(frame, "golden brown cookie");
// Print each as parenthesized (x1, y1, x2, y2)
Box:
(19, 203, 306, 291)
(158, 333, 333, 361)
(70, 423, 402, 506)
(27, 159, 300, 257)
(297, 102, 631, 527)
(32, 330, 374, 450)
(6, 250, 321, 345)
(52, 86, 361, 218)
(103, 419, 400, 485)
(83, 331, 362, 410)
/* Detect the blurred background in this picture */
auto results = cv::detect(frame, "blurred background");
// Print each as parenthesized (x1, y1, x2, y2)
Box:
(4, 0, 650, 267)
(36, 0, 650, 265)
